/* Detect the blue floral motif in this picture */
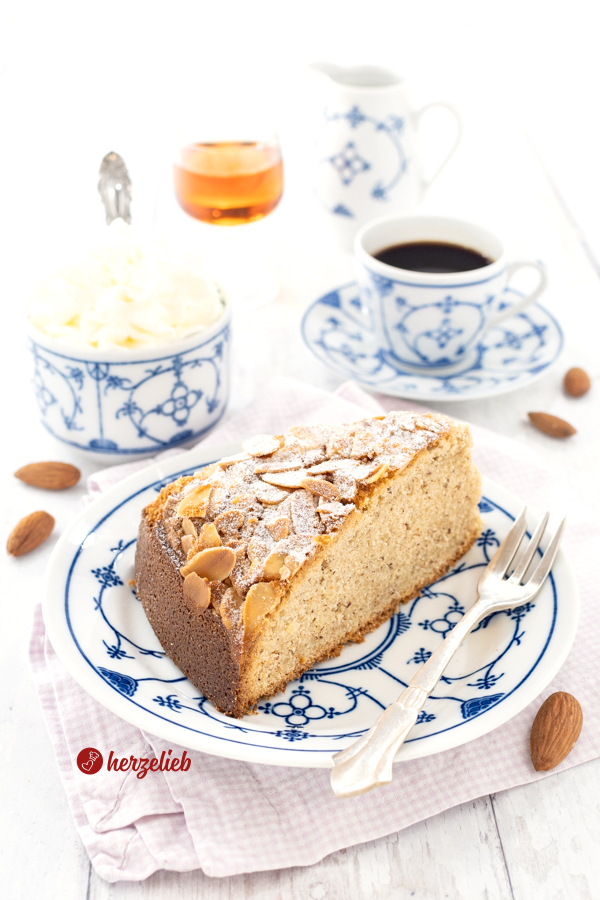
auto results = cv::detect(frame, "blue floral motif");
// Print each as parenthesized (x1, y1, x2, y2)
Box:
(418, 595, 465, 635)
(416, 711, 436, 724)
(409, 648, 432, 665)
(345, 105, 367, 128)
(468, 672, 504, 691)
(328, 141, 371, 186)
(92, 565, 123, 589)
(99, 668, 138, 697)
(461, 694, 504, 719)
(395, 611, 411, 636)
(103, 642, 134, 661)
(333, 203, 354, 217)
(260, 686, 334, 726)
(477, 529, 501, 562)
(275, 729, 311, 742)
(153, 694, 183, 712)
(318, 104, 408, 215)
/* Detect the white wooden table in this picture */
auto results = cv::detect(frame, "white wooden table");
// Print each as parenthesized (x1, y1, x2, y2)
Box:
(2, 3, 600, 897)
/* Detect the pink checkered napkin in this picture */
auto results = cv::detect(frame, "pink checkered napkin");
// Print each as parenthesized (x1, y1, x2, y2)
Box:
(29, 377, 600, 882)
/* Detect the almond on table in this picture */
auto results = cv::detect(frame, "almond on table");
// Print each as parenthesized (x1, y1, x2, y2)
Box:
(528, 412, 576, 438)
(7, 511, 55, 557)
(564, 367, 591, 397)
(15, 461, 80, 490)
(530, 691, 583, 771)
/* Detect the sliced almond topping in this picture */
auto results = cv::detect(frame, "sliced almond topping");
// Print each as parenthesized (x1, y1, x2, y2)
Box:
(176, 483, 212, 518)
(180, 546, 236, 580)
(209, 580, 230, 613)
(242, 434, 282, 457)
(254, 457, 303, 475)
(308, 458, 363, 475)
(318, 500, 354, 518)
(301, 478, 340, 501)
(214, 509, 244, 535)
(288, 424, 329, 450)
(193, 462, 219, 481)
(279, 554, 301, 580)
(265, 516, 290, 541)
(181, 534, 195, 556)
(326, 431, 354, 458)
(217, 451, 251, 468)
(247, 537, 271, 563)
(243, 581, 284, 640)
(182, 517, 197, 537)
(262, 470, 308, 489)
(290, 489, 320, 535)
(263, 550, 288, 580)
(220, 588, 244, 630)
(197, 523, 222, 549)
(183, 573, 211, 610)
(363, 462, 389, 484)
(226, 539, 247, 560)
(351, 430, 379, 459)
(255, 483, 291, 505)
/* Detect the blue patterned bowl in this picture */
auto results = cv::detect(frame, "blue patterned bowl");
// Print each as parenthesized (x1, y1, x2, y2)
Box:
(26, 296, 231, 462)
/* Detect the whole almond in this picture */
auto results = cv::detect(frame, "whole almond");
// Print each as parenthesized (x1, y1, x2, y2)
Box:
(528, 412, 576, 438)
(564, 367, 591, 398)
(15, 461, 81, 490)
(530, 691, 583, 771)
(7, 511, 55, 556)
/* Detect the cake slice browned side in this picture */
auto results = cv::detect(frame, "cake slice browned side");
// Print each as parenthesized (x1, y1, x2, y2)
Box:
(135, 516, 242, 715)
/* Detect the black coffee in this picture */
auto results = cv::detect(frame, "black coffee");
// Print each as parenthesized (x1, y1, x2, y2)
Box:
(374, 241, 492, 274)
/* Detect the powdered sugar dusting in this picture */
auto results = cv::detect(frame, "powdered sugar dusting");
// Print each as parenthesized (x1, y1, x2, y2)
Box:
(157, 411, 451, 610)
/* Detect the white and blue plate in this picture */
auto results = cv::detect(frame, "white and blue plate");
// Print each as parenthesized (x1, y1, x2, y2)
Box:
(301, 283, 563, 401)
(43, 442, 578, 768)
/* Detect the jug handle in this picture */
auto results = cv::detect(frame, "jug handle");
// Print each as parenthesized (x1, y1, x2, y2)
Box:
(413, 102, 463, 190)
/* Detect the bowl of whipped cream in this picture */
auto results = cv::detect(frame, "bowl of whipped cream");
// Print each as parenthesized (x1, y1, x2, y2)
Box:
(26, 220, 230, 460)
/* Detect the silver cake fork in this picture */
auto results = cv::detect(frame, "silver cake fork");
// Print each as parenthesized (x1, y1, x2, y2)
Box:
(330, 508, 565, 798)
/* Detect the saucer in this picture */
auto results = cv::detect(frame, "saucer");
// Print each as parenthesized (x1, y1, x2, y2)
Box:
(301, 283, 563, 401)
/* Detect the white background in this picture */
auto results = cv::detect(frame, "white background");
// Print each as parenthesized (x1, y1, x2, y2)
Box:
(1, 1, 600, 897)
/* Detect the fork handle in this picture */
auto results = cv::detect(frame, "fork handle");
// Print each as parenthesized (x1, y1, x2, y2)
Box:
(330, 601, 485, 798)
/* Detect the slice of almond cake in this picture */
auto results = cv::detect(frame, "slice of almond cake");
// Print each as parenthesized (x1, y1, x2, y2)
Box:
(135, 411, 483, 718)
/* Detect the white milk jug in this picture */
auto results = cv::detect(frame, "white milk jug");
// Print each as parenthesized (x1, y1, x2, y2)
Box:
(309, 63, 462, 247)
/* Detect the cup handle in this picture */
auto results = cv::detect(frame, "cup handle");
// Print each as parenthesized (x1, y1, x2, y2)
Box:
(488, 261, 548, 327)
(413, 102, 463, 190)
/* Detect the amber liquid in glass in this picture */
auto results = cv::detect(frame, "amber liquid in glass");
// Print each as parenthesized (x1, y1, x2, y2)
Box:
(174, 141, 283, 225)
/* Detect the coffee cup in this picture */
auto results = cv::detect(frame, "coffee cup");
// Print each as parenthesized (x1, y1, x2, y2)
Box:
(353, 215, 547, 372)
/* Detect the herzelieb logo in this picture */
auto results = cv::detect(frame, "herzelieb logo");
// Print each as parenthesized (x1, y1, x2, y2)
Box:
(76, 747, 104, 774)
(75, 747, 192, 777)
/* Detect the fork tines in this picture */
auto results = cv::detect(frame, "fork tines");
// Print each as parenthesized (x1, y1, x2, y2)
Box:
(488, 508, 565, 589)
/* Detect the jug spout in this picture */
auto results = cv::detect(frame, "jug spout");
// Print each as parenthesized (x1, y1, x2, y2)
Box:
(308, 62, 402, 88)
(307, 61, 344, 81)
